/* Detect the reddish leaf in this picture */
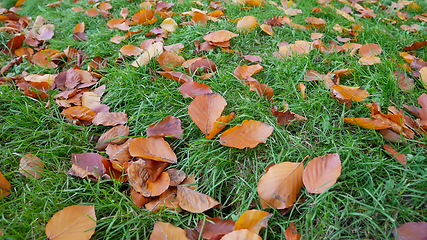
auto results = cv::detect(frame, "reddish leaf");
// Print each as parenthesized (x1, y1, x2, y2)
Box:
(242, 55, 262, 63)
(177, 186, 220, 213)
(383, 144, 407, 165)
(234, 209, 272, 234)
(45, 205, 96, 240)
(131, 189, 152, 208)
(179, 81, 212, 98)
(249, 81, 274, 100)
(403, 40, 427, 51)
(394, 71, 415, 93)
(219, 120, 273, 149)
(393, 222, 427, 240)
(0, 171, 11, 199)
(196, 217, 235, 239)
(284, 222, 301, 240)
(120, 45, 142, 56)
(61, 106, 96, 121)
(358, 56, 381, 65)
(106, 139, 132, 171)
(102, 158, 127, 182)
(304, 16, 326, 27)
(145, 159, 169, 181)
(188, 59, 217, 75)
(19, 153, 44, 179)
(156, 50, 185, 71)
(128, 159, 170, 197)
(150, 222, 189, 240)
(258, 161, 304, 209)
(203, 30, 239, 43)
(188, 93, 227, 135)
(67, 153, 106, 180)
(85, 8, 98, 17)
(359, 43, 382, 56)
(96, 125, 129, 151)
(92, 112, 127, 126)
(206, 112, 236, 140)
(145, 187, 181, 212)
(303, 153, 341, 194)
(129, 137, 177, 163)
(157, 71, 193, 83)
(146, 116, 183, 139)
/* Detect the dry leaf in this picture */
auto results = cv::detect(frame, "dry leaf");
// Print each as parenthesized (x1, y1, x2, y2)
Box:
(156, 50, 185, 71)
(129, 137, 177, 163)
(383, 144, 407, 165)
(105, 139, 132, 171)
(310, 32, 323, 40)
(393, 222, 427, 240)
(131, 42, 163, 67)
(157, 71, 193, 83)
(102, 158, 127, 182)
(219, 120, 273, 149)
(96, 125, 129, 151)
(179, 81, 213, 98)
(358, 56, 381, 65)
(258, 161, 304, 209)
(260, 24, 273, 36)
(221, 229, 262, 240)
(19, 153, 44, 179)
(297, 83, 306, 100)
(331, 85, 369, 108)
(61, 106, 96, 121)
(206, 112, 236, 140)
(196, 217, 235, 239)
(67, 153, 106, 180)
(131, 189, 152, 208)
(166, 168, 186, 186)
(177, 186, 220, 213)
(127, 159, 170, 197)
(145, 187, 181, 212)
(234, 209, 272, 234)
(92, 112, 128, 126)
(150, 221, 189, 240)
(237, 16, 257, 33)
(284, 222, 301, 240)
(120, 45, 143, 56)
(359, 43, 382, 56)
(203, 30, 239, 43)
(303, 153, 341, 193)
(188, 93, 227, 135)
(161, 18, 178, 33)
(45, 205, 96, 240)
(146, 116, 183, 139)
(344, 117, 391, 130)
(0, 171, 11, 199)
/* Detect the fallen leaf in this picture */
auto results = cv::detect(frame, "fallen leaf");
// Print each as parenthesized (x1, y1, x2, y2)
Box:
(61, 106, 96, 121)
(203, 30, 239, 43)
(131, 42, 163, 67)
(127, 159, 170, 197)
(242, 55, 262, 63)
(394, 71, 415, 92)
(147, 116, 183, 139)
(284, 222, 301, 240)
(145, 187, 181, 212)
(67, 153, 106, 180)
(303, 153, 341, 193)
(92, 112, 128, 126)
(206, 112, 236, 140)
(85, 8, 98, 17)
(196, 217, 235, 239)
(156, 50, 185, 71)
(19, 153, 44, 179)
(393, 222, 427, 240)
(234, 209, 272, 234)
(310, 32, 323, 40)
(219, 120, 273, 149)
(249, 81, 274, 100)
(150, 221, 189, 240)
(96, 125, 129, 151)
(297, 83, 306, 99)
(129, 137, 177, 163)
(359, 43, 382, 56)
(188, 93, 227, 135)
(383, 144, 407, 165)
(177, 186, 220, 213)
(102, 158, 127, 182)
(45, 205, 96, 240)
(166, 168, 186, 186)
(304, 16, 326, 27)
(120, 45, 143, 56)
(145, 159, 169, 181)
(179, 81, 213, 98)
(160, 18, 178, 33)
(258, 161, 304, 209)
(221, 229, 262, 240)
(260, 24, 274, 36)
(157, 71, 193, 83)
(131, 189, 152, 208)
(82, 92, 101, 110)
(0, 171, 11, 199)
(237, 16, 257, 33)
(344, 117, 391, 130)
(358, 55, 381, 65)
(331, 85, 369, 107)
(187, 59, 217, 75)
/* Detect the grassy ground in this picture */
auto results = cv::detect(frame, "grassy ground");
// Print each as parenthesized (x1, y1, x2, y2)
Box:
(1, 0, 427, 239)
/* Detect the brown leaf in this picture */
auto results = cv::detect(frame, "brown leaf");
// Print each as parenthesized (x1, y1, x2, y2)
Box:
(61, 106, 96, 121)
(219, 120, 273, 149)
(179, 81, 212, 98)
(196, 217, 235, 239)
(156, 50, 185, 71)
(303, 153, 341, 193)
(131, 42, 163, 67)
(276, 109, 307, 126)
(383, 144, 407, 165)
(242, 55, 262, 63)
(257, 161, 304, 209)
(304, 70, 323, 81)
(102, 158, 127, 182)
(344, 117, 391, 130)
(206, 112, 236, 140)
(128, 159, 170, 197)
(0, 171, 11, 200)
(237, 16, 257, 33)
(85, 8, 98, 17)
(177, 186, 220, 213)
(394, 71, 415, 92)
(132, 9, 156, 25)
(359, 43, 382, 56)
(221, 229, 262, 240)
(188, 59, 217, 75)
(150, 221, 189, 240)
(157, 71, 193, 83)
(106, 139, 132, 171)
(284, 222, 301, 240)
(73, 22, 85, 33)
(19, 153, 44, 179)
(92, 112, 128, 126)
(129, 137, 177, 163)
(67, 153, 106, 180)
(393, 222, 427, 240)
(131, 189, 152, 208)
(331, 85, 369, 108)
(260, 24, 273, 36)
(304, 16, 326, 27)
(119, 45, 142, 56)
(188, 93, 227, 135)
(297, 83, 306, 100)
(45, 205, 96, 240)
(203, 30, 239, 43)
(166, 168, 186, 186)
(96, 125, 129, 151)
(358, 55, 381, 65)
(5, 34, 25, 54)
(379, 129, 405, 143)
(310, 32, 323, 40)
(234, 209, 272, 234)
(145, 187, 181, 212)
(146, 116, 183, 139)
(145, 159, 169, 181)
(249, 81, 274, 100)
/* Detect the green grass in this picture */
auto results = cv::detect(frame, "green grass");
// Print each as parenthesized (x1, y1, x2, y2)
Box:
(1, 0, 427, 239)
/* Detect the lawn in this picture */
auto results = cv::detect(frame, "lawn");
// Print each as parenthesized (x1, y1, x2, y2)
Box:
(1, 0, 427, 239)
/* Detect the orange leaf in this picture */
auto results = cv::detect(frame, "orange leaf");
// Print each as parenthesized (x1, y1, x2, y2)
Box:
(383, 144, 407, 165)
(0, 171, 11, 200)
(297, 83, 306, 100)
(330, 85, 369, 108)
(19, 153, 44, 179)
(127, 159, 170, 197)
(96, 125, 129, 151)
(188, 93, 227, 135)
(177, 186, 220, 213)
(245, 0, 263, 6)
(167, 168, 186, 186)
(150, 221, 189, 240)
(102, 158, 127, 182)
(359, 43, 382, 56)
(145, 159, 169, 181)
(304, 70, 323, 81)
(146, 116, 183, 139)
(260, 24, 274, 36)
(249, 81, 274, 100)
(219, 120, 273, 149)
(237, 16, 257, 33)
(129, 137, 177, 163)
(206, 112, 236, 140)
(157, 71, 193, 83)
(73, 22, 85, 33)
(145, 187, 181, 212)
(221, 229, 262, 240)
(310, 32, 323, 40)
(179, 81, 212, 98)
(203, 30, 239, 43)
(92, 112, 128, 126)
(45, 205, 96, 239)
(156, 51, 185, 71)
(119, 45, 142, 56)
(257, 161, 304, 209)
(393, 222, 427, 240)
(131, 189, 152, 208)
(85, 8, 98, 17)
(344, 117, 390, 130)
(132, 9, 155, 24)
(106, 139, 132, 171)
(234, 209, 272, 234)
(15, 47, 34, 57)
(187, 59, 217, 75)
(303, 153, 341, 194)
(196, 217, 235, 239)
(61, 106, 96, 121)
(304, 16, 326, 27)
(358, 56, 381, 65)
(284, 222, 301, 240)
